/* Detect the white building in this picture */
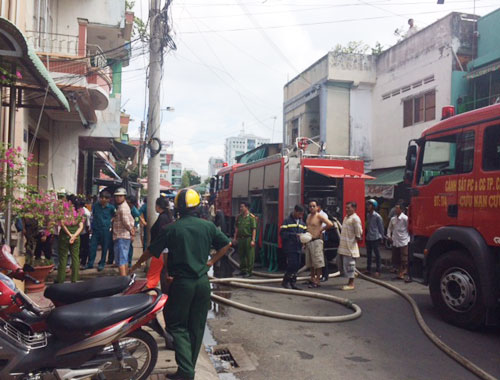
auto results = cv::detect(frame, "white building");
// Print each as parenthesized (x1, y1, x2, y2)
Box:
(24, 0, 134, 194)
(225, 133, 270, 166)
(283, 12, 477, 200)
(208, 157, 224, 176)
(159, 140, 174, 180)
(168, 161, 182, 189)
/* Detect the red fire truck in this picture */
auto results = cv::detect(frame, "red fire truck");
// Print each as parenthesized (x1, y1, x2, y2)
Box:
(211, 144, 371, 270)
(404, 104, 500, 328)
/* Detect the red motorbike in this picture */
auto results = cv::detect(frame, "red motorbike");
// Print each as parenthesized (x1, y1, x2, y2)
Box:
(0, 268, 167, 379)
(0, 245, 172, 348)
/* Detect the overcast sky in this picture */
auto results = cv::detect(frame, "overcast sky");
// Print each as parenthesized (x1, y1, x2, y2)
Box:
(122, 0, 498, 176)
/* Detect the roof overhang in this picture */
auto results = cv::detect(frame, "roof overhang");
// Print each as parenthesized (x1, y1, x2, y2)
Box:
(0, 17, 69, 111)
(466, 61, 500, 80)
(305, 165, 374, 180)
(80, 136, 136, 161)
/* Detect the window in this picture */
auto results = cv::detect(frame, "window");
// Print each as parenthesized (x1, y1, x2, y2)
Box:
(403, 90, 436, 127)
(483, 125, 500, 171)
(224, 173, 230, 189)
(417, 131, 475, 185)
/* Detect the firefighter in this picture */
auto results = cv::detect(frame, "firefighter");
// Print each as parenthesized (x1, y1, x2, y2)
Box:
(233, 201, 257, 277)
(280, 204, 307, 289)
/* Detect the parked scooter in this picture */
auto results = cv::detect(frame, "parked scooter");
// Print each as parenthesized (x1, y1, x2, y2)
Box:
(0, 245, 172, 348)
(0, 271, 167, 379)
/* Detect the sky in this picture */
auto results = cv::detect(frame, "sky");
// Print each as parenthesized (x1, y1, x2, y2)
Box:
(122, 0, 499, 176)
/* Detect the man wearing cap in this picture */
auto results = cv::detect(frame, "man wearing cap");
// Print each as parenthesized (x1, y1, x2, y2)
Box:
(131, 189, 231, 380)
(112, 188, 135, 276)
(86, 191, 115, 271)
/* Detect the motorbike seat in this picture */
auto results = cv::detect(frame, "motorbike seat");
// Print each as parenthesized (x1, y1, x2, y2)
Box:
(47, 293, 153, 341)
(44, 276, 131, 305)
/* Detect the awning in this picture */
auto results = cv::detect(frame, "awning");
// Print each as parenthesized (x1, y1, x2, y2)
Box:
(305, 165, 374, 179)
(365, 167, 405, 199)
(466, 61, 500, 80)
(366, 167, 405, 185)
(0, 17, 69, 111)
(80, 137, 137, 161)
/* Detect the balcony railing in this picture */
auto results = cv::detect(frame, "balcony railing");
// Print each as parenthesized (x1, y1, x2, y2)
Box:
(26, 30, 79, 56)
(457, 93, 500, 114)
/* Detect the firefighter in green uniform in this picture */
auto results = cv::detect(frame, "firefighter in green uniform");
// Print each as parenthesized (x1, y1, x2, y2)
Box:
(233, 201, 257, 277)
(131, 189, 231, 380)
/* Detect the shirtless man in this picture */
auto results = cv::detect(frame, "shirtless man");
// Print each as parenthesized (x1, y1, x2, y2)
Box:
(306, 200, 333, 287)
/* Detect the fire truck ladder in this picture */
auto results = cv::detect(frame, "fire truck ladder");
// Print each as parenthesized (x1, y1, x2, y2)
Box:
(284, 156, 301, 218)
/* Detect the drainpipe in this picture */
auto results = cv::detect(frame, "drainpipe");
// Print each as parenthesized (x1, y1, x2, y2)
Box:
(5, 65, 17, 246)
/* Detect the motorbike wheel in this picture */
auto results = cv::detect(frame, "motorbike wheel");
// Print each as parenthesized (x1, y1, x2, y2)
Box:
(99, 329, 158, 380)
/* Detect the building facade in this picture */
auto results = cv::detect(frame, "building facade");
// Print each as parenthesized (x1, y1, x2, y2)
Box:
(159, 140, 174, 181)
(208, 156, 224, 177)
(168, 161, 182, 189)
(225, 133, 269, 166)
(24, 0, 134, 194)
(283, 12, 478, 202)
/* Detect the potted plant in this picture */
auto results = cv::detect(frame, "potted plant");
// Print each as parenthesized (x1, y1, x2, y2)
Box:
(0, 146, 65, 292)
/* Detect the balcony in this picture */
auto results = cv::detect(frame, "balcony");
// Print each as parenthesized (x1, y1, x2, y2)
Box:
(26, 29, 113, 121)
(26, 30, 79, 56)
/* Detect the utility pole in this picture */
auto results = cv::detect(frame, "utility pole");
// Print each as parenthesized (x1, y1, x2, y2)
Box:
(138, 120, 145, 178)
(146, 0, 162, 245)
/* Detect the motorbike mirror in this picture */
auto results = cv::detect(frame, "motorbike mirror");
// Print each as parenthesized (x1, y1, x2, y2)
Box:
(23, 264, 35, 272)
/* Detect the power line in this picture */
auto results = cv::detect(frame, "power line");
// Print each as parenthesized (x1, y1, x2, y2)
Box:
(180, 4, 497, 33)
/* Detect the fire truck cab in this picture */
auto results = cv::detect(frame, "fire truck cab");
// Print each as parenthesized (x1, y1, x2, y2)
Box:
(211, 147, 370, 270)
(405, 104, 500, 328)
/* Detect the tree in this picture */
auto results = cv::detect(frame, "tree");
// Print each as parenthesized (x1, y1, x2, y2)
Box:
(331, 41, 384, 56)
(181, 170, 201, 188)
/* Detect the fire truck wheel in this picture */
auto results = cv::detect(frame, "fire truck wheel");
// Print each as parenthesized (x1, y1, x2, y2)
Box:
(429, 250, 485, 329)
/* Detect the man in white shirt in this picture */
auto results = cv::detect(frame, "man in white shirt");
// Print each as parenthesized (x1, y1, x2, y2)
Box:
(387, 203, 410, 282)
(337, 201, 363, 290)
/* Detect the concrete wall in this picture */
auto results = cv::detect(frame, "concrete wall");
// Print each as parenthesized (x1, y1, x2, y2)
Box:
(328, 53, 376, 85)
(371, 14, 457, 169)
(25, 0, 125, 36)
(324, 84, 350, 156)
(473, 8, 500, 68)
(284, 55, 328, 102)
(349, 84, 373, 167)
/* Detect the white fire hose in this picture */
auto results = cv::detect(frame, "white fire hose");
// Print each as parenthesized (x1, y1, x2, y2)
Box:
(208, 249, 496, 380)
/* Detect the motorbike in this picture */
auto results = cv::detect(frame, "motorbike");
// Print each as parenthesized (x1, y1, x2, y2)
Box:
(0, 270, 167, 379)
(0, 245, 172, 348)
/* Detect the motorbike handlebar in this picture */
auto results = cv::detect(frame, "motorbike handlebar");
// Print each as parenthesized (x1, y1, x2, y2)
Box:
(24, 274, 40, 284)
(15, 292, 43, 317)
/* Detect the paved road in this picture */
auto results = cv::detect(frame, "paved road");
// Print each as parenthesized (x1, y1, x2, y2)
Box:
(206, 259, 500, 380)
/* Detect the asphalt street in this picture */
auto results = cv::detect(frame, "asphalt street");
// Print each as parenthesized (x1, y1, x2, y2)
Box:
(206, 258, 500, 380)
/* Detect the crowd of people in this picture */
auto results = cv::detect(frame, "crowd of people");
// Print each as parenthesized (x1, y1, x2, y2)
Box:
(278, 198, 410, 291)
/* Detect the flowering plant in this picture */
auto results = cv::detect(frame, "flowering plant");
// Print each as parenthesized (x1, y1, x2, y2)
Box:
(0, 145, 84, 265)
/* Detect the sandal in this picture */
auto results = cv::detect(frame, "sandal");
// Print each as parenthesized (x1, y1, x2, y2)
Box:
(341, 285, 355, 291)
(308, 283, 319, 288)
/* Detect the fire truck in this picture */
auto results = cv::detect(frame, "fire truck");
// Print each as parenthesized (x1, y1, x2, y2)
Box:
(404, 104, 500, 328)
(211, 141, 371, 270)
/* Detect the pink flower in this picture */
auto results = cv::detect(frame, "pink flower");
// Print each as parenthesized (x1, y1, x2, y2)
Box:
(15, 71, 22, 79)
(16, 146, 21, 152)
(27, 153, 34, 162)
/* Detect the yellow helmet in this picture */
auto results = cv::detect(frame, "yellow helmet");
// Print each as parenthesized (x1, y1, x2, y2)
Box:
(174, 189, 201, 212)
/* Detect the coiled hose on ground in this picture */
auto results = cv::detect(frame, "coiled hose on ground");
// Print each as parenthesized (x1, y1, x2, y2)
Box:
(208, 249, 497, 380)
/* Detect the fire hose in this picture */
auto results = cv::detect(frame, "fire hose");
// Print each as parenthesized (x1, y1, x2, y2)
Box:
(209, 249, 496, 380)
